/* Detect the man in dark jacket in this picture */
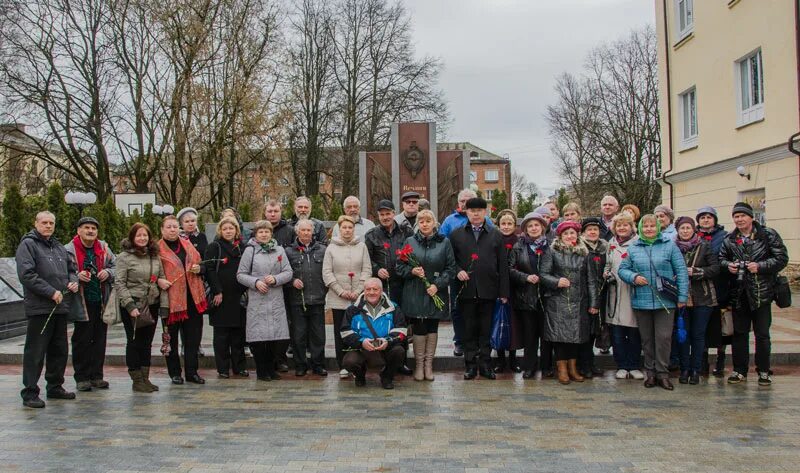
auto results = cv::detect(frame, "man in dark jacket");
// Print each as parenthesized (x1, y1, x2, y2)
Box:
(449, 197, 510, 380)
(598, 195, 619, 242)
(285, 219, 328, 377)
(16, 211, 80, 408)
(340, 278, 407, 389)
(290, 196, 328, 244)
(64, 217, 116, 392)
(264, 199, 296, 247)
(719, 202, 788, 386)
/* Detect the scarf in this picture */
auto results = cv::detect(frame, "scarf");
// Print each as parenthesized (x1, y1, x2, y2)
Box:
(159, 237, 207, 325)
(676, 233, 702, 254)
(258, 239, 277, 253)
(583, 237, 600, 252)
(615, 233, 633, 246)
(521, 234, 548, 253)
(637, 219, 662, 245)
(71, 235, 106, 277)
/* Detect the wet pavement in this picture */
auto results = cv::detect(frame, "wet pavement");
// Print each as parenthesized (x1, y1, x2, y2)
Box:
(3, 365, 800, 472)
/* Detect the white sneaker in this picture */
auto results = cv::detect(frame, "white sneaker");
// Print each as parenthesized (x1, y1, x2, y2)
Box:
(615, 369, 629, 379)
(629, 370, 645, 380)
(339, 369, 350, 379)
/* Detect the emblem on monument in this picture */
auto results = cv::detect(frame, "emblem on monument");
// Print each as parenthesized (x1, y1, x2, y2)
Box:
(403, 141, 425, 179)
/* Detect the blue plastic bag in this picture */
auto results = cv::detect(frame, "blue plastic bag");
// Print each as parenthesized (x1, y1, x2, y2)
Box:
(490, 300, 511, 351)
(676, 308, 687, 345)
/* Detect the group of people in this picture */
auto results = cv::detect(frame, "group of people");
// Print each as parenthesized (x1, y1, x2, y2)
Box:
(15, 189, 789, 408)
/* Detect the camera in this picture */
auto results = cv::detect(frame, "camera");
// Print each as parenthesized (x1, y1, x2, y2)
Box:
(604, 273, 617, 286)
(371, 338, 383, 348)
(736, 261, 748, 282)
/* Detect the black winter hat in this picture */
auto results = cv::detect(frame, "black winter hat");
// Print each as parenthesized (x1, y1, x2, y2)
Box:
(731, 202, 754, 218)
(465, 197, 488, 209)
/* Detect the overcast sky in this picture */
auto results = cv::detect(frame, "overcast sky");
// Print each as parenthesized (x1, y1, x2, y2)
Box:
(405, 0, 655, 198)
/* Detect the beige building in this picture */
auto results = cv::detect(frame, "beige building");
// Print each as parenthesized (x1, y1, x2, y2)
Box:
(656, 0, 800, 263)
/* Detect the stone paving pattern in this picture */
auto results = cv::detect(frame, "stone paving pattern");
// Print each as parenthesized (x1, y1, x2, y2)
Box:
(2, 366, 800, 472)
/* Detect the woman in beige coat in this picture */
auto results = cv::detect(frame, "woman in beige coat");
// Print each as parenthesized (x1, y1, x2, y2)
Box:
(603, 212, 644, 380)
(322, 215, 372, 377)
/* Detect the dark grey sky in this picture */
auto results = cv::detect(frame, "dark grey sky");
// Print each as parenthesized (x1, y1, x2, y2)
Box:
(405, 0, 655, 197)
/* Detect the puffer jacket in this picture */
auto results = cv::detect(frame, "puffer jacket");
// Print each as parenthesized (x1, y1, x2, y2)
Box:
(15, 230, 78, 316)
(697, 224, 731, 305)
(718, 221, 788, 311)
(284, 238, 327, 307)
(508, 238, 546, 312)
(322, 236, 372, 310)
(618, 235, 689, 310)
(364, 222, 413, 292)
(395, 232, 458, 319)
(114, 239, 168, 313)
(539, 239, 599, 344)
(680, 240, 720, 307)
(340, 293, 407, 348)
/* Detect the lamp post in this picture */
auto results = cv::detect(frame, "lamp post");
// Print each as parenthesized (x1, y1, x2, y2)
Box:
(152, 204, 174, 216)
(64, 191, 97, 217)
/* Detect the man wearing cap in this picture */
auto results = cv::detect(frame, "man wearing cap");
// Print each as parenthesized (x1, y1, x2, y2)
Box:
(448, 197, 510, 380)
(332, 196, 375, 240)
(719, 202, 788, 386)
(64, 217, 116, 392)
(395, 191, 421, 232)
(17, 211, 80, 408)
(364, 199, 414, 376)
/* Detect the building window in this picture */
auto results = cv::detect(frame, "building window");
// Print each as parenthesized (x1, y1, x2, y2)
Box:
(675, 0, 694, 42)
(678, 86, 698, 150)
(485, 189, 494, 200)
(484, 170, 499, 182)
(318, 173, 326, 185)
(469, 171, 477, 182)
(469, 150, 479, 158)
(736, 49, 764, 127)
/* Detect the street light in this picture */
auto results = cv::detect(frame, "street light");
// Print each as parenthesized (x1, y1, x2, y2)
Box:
(152, 204, 174, 216)
(64, 191, 97, 217)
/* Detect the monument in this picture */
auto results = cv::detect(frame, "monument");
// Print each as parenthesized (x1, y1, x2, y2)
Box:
(359, 122, 469, 222)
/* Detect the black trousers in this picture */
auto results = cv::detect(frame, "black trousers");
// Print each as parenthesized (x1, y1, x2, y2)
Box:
(72, 302, 108, 382)
(554, 342, 579, 361)
(410, 318, 440, 335)
(517, 309, 542, 371)
(21, 313, 68, 401)
(732, 302, 772, 374)
(250, 340, 278, 378)
(332, 309, 347, 369)
(342, 345, 405, 379)
(460, 298, 494, 369)
(577, 339, 595, 373)
(165, 315, 203, 378)
(213, 326, 246, 374)
(290, 304, 326, 370)
(120, 306, 159, 371)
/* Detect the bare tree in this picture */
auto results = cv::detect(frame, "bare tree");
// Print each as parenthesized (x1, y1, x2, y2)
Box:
(511, 170, 540, 199)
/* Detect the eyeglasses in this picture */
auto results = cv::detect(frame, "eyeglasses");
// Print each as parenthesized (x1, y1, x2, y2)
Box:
(405, 200, 419, 205)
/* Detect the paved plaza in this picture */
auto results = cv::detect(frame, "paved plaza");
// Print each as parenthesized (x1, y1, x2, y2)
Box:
(2, 363, 800, 473)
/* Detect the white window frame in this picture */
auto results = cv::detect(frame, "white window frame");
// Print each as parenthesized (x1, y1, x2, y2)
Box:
(485, 189, 495, 201)
(484, 170, 499, 182)
(736, 48, 765, 127)
(469, 171, 477, 182)
(674, 0, 694, 42)
(678, 86, 698, 151)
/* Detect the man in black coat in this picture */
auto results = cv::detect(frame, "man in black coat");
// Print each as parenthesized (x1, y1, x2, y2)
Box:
(449, 197, 510, 380)
(264, 199, 296, 248)
(719, 202, 788, 386)
(16, 211, 80, 408)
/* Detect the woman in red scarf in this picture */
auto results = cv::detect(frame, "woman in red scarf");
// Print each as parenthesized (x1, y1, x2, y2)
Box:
(159, 216, 208, 385)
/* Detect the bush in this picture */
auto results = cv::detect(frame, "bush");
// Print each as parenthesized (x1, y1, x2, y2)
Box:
(1, 185, 26, 256)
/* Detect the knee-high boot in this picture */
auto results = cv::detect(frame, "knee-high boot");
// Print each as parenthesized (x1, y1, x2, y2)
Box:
(412, 335, 426, 381)
(424, 333, 437, 381)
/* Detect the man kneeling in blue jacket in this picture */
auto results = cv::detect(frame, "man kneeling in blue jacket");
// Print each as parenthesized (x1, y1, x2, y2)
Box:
(340, 278, 407, 389)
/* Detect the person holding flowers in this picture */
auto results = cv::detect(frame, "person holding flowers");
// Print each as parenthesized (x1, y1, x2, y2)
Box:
(448, 197, 510, 380)
(159, 215, 208, 385)
(539, 220, 600, 385)
(205, 216, 248, 379)
(237, 220, 293, 381)
(285, 219, 328, 377)
(115, 222, 169, 394)
(577, 217, 608, 379)
(17, 211, 80, 408)
(618, 214, 689, 390)
(396, 209, 457, 381)
(323, 215, 372, 378)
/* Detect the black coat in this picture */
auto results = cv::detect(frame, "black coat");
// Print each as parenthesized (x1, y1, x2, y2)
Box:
(508, 239, 545, 312)
(584, 238, 609, 324)
(364, 223, 414, 291)
(448, 223, 510, 301)
(272, 219, 296, 248)
(718, 222, 788, 311)
(289, 216, 328, 245)
(681, 240, 720, 307)
(15, 230, 78, 316)
(284, 238, 327, 306)
(205, 239, 246, 327)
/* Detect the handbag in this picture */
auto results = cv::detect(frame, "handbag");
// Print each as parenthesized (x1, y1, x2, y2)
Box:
(490, 300, 511, 351)
(595, 323, 612, 351)
(647, 248, 679, 302)
(720, 308, 734, 337)
(773, 275, 792, 309)
(102, 287, 121, 325)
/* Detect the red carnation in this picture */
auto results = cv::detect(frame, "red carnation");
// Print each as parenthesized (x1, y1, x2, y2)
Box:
(221, 257, 229, 264)
(621, 252, 628, 259)
(348, 272, 355, 278)
(593, 256, 601, 262)
(535, 249, 543, 256)
(572, 241, 578, 246)
(736, 238, 744, 245)
(505, 243, 513, 250)
(471, 253, 479, 261)
(150, 275, 157, 283)
(277, 255, 283, 262)
(383, 242, 391, 249)
(609, 245, 616, 250)
(491, 206, 497, 212)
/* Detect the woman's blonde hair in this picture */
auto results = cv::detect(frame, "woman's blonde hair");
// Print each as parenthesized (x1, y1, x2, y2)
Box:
(217, 217, 241, 241)
(639, 214, 658, 226)
(562, 202, 582, 216)
(416, 209, 438, 227)
(252, 219, 273, 234)
(610, 212, 634, 234)
(620, 204, 641, 222)
(337, 215, 356, 227)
